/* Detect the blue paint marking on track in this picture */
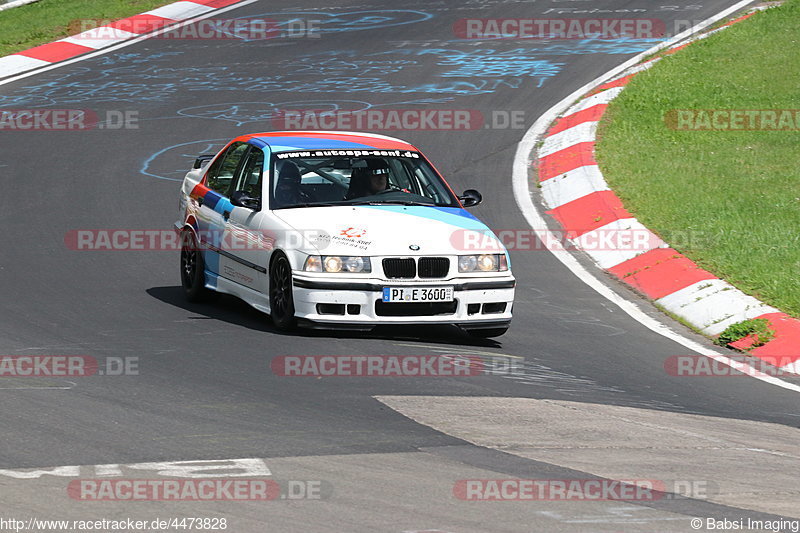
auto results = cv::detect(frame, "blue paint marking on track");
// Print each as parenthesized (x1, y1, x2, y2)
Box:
(175, 98, 454, 126)
(0, 36, 663, 107)
(140, 139, 227, 182)
(220, 10, 434, 41)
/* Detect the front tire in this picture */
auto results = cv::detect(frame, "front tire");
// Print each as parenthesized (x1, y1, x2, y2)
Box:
(180, 229, 212, 302)
(269, 253, 297, 331)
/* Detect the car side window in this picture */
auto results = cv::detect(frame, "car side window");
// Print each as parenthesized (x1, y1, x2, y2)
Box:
(233, 147, 265, 199)
(206, 142, 249, 195)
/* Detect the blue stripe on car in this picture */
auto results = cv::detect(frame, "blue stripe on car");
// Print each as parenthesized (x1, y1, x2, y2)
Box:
(363, 205, 490, 231)
(203, 190, 221, 211)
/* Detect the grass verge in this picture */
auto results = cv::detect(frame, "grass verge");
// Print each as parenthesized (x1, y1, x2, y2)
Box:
(596, 0, 800, 318)
(716, 318, 775, 348)
(0, 0, 177, 56)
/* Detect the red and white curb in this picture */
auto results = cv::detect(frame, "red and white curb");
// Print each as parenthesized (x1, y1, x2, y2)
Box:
(535, 9, 800, 375)
(0, 0, 248, 79)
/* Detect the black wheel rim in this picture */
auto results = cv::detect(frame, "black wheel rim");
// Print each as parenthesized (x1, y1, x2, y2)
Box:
(181, 234, 197, 288)
(271, 258, 292, 318)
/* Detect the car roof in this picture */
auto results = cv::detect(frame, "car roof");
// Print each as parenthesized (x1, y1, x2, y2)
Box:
(233, 131, 419, 153)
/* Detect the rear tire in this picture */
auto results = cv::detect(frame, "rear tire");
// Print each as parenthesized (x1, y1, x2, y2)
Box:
(269, 253, 297, 331)
(466, 327, 509, 338)
(180, 229, 213, 302)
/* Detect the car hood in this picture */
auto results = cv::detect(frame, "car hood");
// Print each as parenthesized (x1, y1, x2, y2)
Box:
(272, 205, 505, 257)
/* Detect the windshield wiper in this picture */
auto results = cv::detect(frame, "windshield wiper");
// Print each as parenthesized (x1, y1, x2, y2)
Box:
(275, 202, 347, 209)
(348, 200, 434, 206)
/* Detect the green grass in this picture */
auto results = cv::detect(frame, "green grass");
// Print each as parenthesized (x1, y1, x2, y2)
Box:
(716, 318, 775, 348)
(0, 0, 176, 56)
(596, 0, 800, 318)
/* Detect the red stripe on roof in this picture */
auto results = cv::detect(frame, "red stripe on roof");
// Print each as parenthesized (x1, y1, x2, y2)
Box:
(537, 142, 596, 182)
(109, 14, 175, 34)
(608, 247, 718, 300)
(546, 191, 632, 237)
(16, 41, 95, 63)
(548, 105, 606, 136)
(246, 132, 416, 151)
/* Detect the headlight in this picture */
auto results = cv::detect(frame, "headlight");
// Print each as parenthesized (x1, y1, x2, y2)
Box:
(304, 255, 371, 273)
(342, 256, 368, 272)
(458, 254, 508, 272)
(304, 256, 322, 272)
(458, 255, 477, 272)
(324, 256, 343, 272)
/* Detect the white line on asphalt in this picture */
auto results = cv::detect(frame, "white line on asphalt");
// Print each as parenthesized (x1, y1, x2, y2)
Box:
(392, 343, 525, 359)
(0, 385, 74, 390)
(511, 0, 800, 393)
(0, 458, 271, 479)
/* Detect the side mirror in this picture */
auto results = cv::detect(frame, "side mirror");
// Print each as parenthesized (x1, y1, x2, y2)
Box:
(231, 190, 261, 211)
(459, 189, 482, 208)
(193, 154, 216, 169)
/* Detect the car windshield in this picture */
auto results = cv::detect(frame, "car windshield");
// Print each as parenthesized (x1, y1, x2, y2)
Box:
(269, 149, 460, 209)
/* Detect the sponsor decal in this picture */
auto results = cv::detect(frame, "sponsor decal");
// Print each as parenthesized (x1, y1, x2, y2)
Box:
(275, 150, 419, 159)
(339, 227, 368, 239)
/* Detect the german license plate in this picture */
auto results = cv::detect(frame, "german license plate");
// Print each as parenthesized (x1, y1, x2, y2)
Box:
(382, 287, 454, 303)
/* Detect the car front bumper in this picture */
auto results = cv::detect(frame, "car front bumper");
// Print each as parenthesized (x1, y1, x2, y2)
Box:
(291, 274, 515, 328)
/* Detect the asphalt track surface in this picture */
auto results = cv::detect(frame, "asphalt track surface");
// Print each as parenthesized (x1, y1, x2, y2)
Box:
(1, 0, 798, 531)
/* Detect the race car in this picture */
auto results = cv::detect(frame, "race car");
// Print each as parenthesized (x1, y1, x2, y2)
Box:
(176, 131, 514, 337)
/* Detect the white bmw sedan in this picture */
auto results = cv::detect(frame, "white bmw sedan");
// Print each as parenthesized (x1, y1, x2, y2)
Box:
(176, 131, 514, 337)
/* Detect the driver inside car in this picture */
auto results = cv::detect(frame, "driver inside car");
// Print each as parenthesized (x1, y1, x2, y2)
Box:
(274, 160, 309, 206)
(366, 165, 390, 194)
(345, 158, 410, 199)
